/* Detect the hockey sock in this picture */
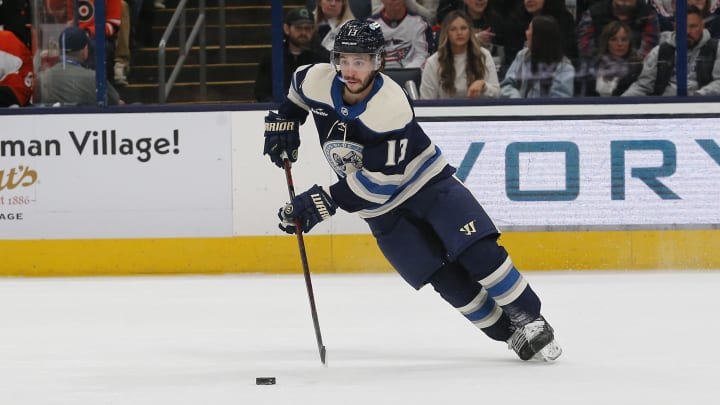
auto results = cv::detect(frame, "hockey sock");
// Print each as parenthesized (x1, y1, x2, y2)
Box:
(457, 241, 541, 327)
(428, 263, 513, 341)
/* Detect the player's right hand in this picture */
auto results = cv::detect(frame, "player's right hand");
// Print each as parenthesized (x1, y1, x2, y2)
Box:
(263, 111, 300, 168)
(277, 185, 337, 234)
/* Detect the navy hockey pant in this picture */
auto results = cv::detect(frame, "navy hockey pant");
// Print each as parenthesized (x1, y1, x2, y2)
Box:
(366, 176, 541, 339)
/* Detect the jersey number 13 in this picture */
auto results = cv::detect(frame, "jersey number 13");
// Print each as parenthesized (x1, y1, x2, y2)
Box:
(385, 139, 408, 166)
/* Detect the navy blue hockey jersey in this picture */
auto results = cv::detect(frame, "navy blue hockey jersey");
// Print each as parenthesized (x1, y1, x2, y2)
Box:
(278, 63, 455, 218)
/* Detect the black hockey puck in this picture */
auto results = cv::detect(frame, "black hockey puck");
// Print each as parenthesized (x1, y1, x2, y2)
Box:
(256, 377, 276, 385)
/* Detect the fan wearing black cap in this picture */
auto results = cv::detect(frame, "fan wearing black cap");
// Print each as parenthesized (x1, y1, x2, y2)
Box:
(254, 7, 327, 102)
(38, 26, 123, 106)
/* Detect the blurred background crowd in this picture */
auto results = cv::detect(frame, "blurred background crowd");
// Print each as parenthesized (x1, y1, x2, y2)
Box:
(1, 0, 719, 106)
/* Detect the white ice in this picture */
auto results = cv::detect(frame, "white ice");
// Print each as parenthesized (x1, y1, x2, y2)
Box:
(1, 271, 718, 404)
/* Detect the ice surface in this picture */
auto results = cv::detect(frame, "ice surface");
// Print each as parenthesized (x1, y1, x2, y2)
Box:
(1, 271, 718, 404)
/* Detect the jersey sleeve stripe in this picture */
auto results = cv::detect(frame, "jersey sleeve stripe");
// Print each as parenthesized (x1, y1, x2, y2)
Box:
(346, 143, 440, 202)
(348, 146, 449, 217)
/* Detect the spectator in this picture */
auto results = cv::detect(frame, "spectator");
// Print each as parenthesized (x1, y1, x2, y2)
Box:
(369, 0, 433, 68)
(500, 15, 575, 97)
(372, 0, 439, 23)
(463, 0, 506, 48)
(68, 0, 122, 81)
(348, 0, 373, 20)
(0, 30, 33, 107)
(0, 0, 32, 51)
(652, 0, 674, 32)
(592, 20, 643, 95)
(315, 0, 355, 54)
(505, 0, 578, 72)
(420, 10, 500, 98)
(654, 0, 720, 37)
(114, 0, 131, 86)
(38, 26, 123, 106)
(691, 0, 720, 37)
(435, 0, 508, 66)
(254, 8, 325, 102)
(437, 0, 521, 23)
(577, 0, 660, 60)
(622, 5, 720, 96)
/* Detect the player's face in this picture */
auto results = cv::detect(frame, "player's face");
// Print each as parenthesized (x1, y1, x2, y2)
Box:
(608, 27, 630, 58)
(447, 17, 471, 50)
(687, 13, 705, 48)
(339, 53, 376, 94)
(524, 0, 544, 15)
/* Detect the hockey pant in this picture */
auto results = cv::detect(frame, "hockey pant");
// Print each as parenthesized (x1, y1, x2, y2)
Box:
(366, 176, 541, 341)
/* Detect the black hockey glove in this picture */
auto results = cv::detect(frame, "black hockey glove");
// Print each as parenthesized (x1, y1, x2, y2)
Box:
(278, 185, 338, 234)
(263, 111, 300, 168)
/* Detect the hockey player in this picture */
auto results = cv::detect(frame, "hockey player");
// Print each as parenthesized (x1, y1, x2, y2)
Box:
(0, 30, 33, 107)
(262, 19, 562, 361)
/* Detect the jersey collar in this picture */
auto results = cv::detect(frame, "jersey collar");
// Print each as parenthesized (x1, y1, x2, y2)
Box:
(330, 73, 384, 121)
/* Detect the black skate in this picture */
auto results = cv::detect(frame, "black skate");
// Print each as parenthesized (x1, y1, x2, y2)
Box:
(507, 315, 562, 361)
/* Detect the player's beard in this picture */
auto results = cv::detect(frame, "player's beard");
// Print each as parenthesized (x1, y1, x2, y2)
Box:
(343, 73, 375, 94)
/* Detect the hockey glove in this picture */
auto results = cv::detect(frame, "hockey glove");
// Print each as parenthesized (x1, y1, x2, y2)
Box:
(278, 185, 338, 234)
(263, 111, 300, 168)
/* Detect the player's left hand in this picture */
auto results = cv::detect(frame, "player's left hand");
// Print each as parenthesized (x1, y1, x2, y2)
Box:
(278, 185, 338, 234)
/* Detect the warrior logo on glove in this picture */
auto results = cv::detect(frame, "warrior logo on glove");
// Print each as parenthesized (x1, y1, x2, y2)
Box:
(265, 121, 296, 132)
(263, 111, 301, 168)
(278, 185, 338, 234)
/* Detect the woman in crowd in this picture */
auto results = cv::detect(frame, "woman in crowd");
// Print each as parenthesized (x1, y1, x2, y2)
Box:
(500, 15, 574, 98)
(503, 0, 577, 72)
(592, 20, 644, 96)
(420, 10, 500, 99)
(314, 0, 355, 54)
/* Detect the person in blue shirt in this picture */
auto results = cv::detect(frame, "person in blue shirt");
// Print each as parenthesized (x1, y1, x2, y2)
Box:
(262, 19, 562, 361)
(501, 15, 575, 98)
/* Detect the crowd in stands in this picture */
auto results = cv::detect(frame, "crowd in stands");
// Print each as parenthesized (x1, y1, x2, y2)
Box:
(1, 0, 163, 107)
(3, 0, 720, 107)
(256, 0, 720, 101)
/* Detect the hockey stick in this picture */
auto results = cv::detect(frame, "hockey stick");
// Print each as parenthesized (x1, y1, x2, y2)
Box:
(281, 154, 327, 365)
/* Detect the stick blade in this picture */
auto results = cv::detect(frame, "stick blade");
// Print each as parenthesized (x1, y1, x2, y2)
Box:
(320, 345, 327, 366)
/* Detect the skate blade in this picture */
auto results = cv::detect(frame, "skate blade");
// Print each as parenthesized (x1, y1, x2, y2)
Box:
(532, 339, 562, 362)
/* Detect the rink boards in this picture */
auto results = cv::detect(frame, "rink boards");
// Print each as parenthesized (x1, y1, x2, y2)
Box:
(2, 104, 719, 276)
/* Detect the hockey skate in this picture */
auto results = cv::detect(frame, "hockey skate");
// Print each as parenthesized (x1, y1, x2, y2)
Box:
(507, 315, 562, 361)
